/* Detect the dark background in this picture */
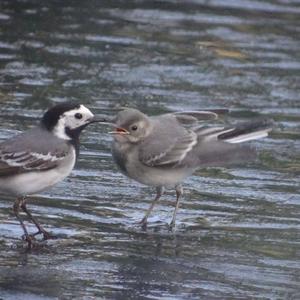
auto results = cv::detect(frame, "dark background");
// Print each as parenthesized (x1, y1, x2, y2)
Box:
(0, 1, 299, 299)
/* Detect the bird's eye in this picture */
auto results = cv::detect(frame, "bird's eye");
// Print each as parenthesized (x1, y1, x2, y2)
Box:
(131, 125, 138, 131)
(75, 113, 83, 119)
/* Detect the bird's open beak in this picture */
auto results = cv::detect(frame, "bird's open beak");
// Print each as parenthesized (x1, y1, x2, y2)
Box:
(109, 127, 130, 135)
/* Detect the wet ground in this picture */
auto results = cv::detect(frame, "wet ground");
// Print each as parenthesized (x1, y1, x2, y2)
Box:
(0, 0, 299, 299)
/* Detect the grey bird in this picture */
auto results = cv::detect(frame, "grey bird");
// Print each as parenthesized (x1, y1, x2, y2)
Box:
(0, 102, 106, 249)
(111, 108, 272, 229)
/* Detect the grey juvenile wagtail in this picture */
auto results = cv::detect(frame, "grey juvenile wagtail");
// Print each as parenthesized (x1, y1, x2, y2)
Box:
(110, 108, 272, 229)
(0, 102, 106, 249)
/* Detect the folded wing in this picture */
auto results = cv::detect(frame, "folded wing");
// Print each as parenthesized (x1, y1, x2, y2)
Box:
(0, 127, 70, 176)
(139, 114, 198, 167)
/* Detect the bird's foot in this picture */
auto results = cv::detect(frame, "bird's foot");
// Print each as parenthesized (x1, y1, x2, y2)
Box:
(21, 230, 57, 250)
(42, 230, 57, 241)
(138, 217, 148, 231)
(168, 221, 176, 232)
(21, 234, 35, 250)
(29, 229, 57, 240)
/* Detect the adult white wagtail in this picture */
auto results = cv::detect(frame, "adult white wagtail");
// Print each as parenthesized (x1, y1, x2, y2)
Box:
(110, 108, 272, 229)
(0, 102, 106, 248)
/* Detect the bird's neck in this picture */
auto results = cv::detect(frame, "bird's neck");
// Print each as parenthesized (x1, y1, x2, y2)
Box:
(41, 124, 81, 159)
(69, 137, 80, 160)
(59, 127, 81, 159)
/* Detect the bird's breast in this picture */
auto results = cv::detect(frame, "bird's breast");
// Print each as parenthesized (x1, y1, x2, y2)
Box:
(111, 142, 130, 175)
(127, 152, 191, 188)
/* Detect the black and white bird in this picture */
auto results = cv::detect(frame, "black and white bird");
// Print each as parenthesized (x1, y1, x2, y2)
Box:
(111, 108, 273, 229)
(0, 102, 105, 248)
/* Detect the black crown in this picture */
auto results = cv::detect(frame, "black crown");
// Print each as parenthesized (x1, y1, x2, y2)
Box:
(41, 102, 80, 131)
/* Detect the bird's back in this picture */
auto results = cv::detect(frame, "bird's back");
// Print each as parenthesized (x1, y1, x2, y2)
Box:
(0, 126, 70, 155)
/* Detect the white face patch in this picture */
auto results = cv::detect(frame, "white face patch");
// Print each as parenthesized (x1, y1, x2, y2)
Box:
(53, 105, 94, 140)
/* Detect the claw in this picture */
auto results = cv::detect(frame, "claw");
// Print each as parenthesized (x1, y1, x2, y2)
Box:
(42, 231, 57, 240)
(26, 229, 57, 240)
(31, 230, 43, 237)
(21, 234, 35, 250)
(168, 221, 176, 232)
(141, 222, 148, 231)
(138, 217, 148, 231)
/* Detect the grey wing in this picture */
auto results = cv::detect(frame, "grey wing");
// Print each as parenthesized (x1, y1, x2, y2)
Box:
(139, 115, 198, 167)
(0, 127, 70, 176)
(171, 109, 228, 126)
(0, 150, 66, 176)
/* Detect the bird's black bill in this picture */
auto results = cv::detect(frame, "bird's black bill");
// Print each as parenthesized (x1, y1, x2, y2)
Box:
(88, 115, 115, 124)
(74, 115, 114, 133)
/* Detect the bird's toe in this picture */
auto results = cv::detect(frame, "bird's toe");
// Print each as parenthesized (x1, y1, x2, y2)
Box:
(168, 221, 176, 231)
(42, 231, 57, 240)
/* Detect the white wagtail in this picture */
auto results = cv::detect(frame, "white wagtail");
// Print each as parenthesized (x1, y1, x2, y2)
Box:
(110, 108, 272, 229)
(0, 102, 106, 248)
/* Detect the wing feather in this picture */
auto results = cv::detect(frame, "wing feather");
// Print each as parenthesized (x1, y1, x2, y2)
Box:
(0, 149, 66, 176)
(172, 109, 227, 125)
(139, 115, 198, 167)
(0, 127, 70, 176)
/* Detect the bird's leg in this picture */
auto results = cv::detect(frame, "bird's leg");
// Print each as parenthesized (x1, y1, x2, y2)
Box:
(169, 185, 183, 230)
(20, 198, 56, 240)
(13, 197, 33, 249)
(140, 186, 164, 229)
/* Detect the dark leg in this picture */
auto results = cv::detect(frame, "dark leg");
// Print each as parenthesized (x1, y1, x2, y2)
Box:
(13, 197, 33, 249)
(140, 186, 164, 229)
(169, 185, 183, 230)
(20, 198, 56, 240)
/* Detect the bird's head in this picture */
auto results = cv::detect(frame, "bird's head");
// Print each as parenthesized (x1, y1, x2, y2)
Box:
(41, 102, 104, 140)
(110, 108, 152, 144)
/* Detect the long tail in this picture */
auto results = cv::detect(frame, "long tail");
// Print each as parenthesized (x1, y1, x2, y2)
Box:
(191, 119, 273, 167)
(195, 119, 273, 144)
(217, 119, 273, 143)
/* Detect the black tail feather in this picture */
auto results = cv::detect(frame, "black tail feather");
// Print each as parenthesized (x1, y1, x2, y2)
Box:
(218, 119, 273, 141)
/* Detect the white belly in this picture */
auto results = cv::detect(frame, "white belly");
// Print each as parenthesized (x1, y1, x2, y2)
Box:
(125, 151, 191, 189)
(0, 149, 76, 197)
